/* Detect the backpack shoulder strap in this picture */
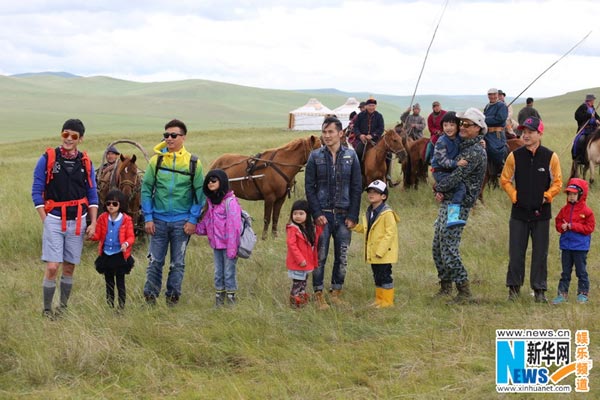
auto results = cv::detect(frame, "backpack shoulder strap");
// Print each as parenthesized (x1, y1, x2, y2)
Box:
(151, 155, 164, 196)
(45, 147, 56, 184)
(80, 151, 93, 188)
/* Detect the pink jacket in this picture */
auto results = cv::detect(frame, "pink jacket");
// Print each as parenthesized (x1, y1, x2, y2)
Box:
(195, 191, 242, 259)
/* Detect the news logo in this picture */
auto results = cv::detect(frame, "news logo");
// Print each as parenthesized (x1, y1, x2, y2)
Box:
(496, 329, 592, 393)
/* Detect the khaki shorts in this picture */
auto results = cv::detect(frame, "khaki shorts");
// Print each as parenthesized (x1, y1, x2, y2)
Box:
(42, 215, 86, 264)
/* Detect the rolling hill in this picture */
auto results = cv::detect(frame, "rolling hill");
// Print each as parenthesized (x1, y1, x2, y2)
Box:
(1, 73, 598, 143)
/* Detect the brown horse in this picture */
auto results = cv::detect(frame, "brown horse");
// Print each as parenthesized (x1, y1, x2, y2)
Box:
(98, 154, 143, 233)
(210, 135, 321, 239)
(362, 129, 407, 187)
(395, 124, 429, 189)
(583, 127, 600, 183)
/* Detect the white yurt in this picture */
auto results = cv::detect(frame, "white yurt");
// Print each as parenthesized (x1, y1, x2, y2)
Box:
(288, 98, 333, 131)
(332, 97, 361, 129)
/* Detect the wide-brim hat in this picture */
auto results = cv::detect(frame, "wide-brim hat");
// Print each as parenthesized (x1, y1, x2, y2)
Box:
(456, 107, 488, 135)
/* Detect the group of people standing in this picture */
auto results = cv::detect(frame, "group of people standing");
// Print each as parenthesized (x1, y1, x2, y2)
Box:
(32, 91, 597, 317)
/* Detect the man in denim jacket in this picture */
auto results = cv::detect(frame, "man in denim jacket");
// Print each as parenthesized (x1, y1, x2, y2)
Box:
(305, 116, 362, 309)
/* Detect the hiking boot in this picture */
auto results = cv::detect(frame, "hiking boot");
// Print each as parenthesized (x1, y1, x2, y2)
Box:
(42, 309, 55, 320)
(314, 291, 330, 310)
(226, 292, 236, 306)
(434, 281, 453, 298)
(534, 290, 548, 303)
(448, 280, 472, 304)
(329, 289, 348, 306)
(551, 293, 568, 305)
(166, 295, 179, 307)
(144, 294, 157, 306)
(577, 293, 589, 304)
(215, 291, 226, 308)
(508, 286, 521, 301)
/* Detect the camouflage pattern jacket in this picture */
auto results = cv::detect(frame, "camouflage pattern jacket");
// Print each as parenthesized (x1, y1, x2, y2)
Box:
(435, 135, 487, 208)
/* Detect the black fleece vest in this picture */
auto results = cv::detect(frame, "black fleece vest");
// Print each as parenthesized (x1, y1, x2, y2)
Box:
(511, 145, 553, 221)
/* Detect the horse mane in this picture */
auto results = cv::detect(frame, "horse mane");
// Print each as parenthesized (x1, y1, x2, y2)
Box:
(588, 126, 600, 145)
(263, 136, 306, 153)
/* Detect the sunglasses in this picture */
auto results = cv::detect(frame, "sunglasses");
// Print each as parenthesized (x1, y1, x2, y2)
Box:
(163, 132, 184, 139)
(208, 176, 219, 183)
(61, 131, 80, 140)
(459, 121, 477, 128)
(105, 201, 119, 207)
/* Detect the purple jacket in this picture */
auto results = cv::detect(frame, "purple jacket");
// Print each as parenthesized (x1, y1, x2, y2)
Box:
(195, 191, 242, 259)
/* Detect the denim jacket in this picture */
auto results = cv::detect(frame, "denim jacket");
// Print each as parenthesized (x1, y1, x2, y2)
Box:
(305, 145, 362, 223)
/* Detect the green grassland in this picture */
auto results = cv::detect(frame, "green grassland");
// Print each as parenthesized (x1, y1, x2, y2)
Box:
(1, 80, 600, 398)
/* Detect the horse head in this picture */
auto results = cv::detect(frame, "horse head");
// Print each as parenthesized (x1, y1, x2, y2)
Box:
(116, 154, 139, 199)
(383, 129, 408, 163)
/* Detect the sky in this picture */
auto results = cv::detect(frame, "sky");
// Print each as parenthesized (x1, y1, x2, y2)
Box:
(1, 0, 599, 99)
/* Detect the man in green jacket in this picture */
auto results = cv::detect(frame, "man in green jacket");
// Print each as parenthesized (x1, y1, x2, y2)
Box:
(141, 119, 205, 306)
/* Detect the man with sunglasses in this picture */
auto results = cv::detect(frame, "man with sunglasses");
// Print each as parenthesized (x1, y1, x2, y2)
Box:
(141, 119, 205, 306)
(31, 118, 98, 318)
(433, 108, 487, 303)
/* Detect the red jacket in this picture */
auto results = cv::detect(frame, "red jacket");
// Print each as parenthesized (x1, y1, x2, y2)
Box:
(91, 212, 135, 260)
(554, 178, 595, 251)
(286, 223, 322, 272)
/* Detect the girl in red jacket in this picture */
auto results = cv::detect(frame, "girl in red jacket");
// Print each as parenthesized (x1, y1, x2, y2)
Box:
(90, 190, 135, 309)
(286, 200, 321, 308)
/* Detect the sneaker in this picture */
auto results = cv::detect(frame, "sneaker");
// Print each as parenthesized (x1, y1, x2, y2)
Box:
(226, 293, 236, 306)
(507, 286, 520, 301)
(551, 294, 568, 305)
(577, 293, 589, 304)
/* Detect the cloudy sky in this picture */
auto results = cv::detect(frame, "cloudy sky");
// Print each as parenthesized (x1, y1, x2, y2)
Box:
(1, 1, 599, 98)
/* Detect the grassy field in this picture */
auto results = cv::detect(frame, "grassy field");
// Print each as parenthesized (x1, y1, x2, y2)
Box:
(1, 100, 600, 398)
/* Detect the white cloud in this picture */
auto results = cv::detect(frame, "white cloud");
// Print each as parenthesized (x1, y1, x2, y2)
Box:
(1, 0, 599, 98)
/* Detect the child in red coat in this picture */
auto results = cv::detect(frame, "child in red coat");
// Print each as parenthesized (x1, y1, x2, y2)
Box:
(552, 178, 595, 304)
(90, 190, 135, 309)
(286, 200, 322, 308)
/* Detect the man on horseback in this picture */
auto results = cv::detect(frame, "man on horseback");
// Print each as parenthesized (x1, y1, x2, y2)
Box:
(483, 88, 509, 180)
(353, 98, 388, 179)
(425, 101, 447, 164)
(572, 94, 600, 165)
(96, 145, 120, 211)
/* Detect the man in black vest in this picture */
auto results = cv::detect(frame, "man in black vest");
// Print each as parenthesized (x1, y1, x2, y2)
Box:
(500, 117, 562, 303)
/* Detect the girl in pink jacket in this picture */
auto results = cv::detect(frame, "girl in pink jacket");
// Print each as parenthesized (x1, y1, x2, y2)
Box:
(196, 169, 242, 307)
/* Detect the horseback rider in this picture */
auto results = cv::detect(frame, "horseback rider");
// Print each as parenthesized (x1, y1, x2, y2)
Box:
(353, 98, 390, 179)
(96, 145, 120, 211)
(483, 88, 509, 179)
(572, 94, 600, 163)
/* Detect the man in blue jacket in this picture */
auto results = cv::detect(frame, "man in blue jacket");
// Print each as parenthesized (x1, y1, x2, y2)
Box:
(484, 88, 509, 178)
(306, 116, 362, 309)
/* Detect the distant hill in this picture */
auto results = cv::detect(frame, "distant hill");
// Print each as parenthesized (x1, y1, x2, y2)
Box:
(1, 72, 597, 143)
(10, 71, 81, 78)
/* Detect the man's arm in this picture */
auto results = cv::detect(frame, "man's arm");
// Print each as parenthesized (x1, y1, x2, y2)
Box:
(543, 153, 562, 203)
(500, 152, 517, 203)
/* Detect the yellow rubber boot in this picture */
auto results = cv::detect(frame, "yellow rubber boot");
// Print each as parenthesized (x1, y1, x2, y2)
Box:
(368, 287, 383, 307)
(376, 288, 394, 308)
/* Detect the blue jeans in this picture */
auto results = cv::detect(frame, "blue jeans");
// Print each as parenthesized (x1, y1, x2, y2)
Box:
(213, 249, 238, 292)
(312, 212, 352, 291)
(558, 249, 589, 294)
(144, 219, 190, 298)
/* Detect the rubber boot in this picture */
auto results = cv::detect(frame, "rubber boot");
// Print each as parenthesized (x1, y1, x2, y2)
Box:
(448, 280, 472, 304)
(368, 287, 383, 307)
(446, 204, 466, 227)
(376, 288, 394, 308)
(314, 291, 330, 310)
(434, 280, 453, 297)
(329, 289, 348, 306)
(215, 290, 226, 308)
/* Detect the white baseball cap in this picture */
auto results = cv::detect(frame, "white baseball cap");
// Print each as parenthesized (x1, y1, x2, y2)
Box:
(366, 180, 388, 195)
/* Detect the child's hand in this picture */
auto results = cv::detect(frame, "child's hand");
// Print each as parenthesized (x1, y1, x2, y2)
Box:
(120, 243, 128, 252)
(299, 260, 307, 267)
(561, 220, 569, 231)
(457, 159, 468, 167)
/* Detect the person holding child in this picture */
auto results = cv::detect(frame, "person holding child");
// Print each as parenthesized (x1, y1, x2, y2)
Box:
(195, 169, 242, 307)
(89, 190, 135, 309)
(286, 200, 322, 308)
(352, 180, 400, 308)
(431, 111, 468, 227)
(552, 178, 595, 304)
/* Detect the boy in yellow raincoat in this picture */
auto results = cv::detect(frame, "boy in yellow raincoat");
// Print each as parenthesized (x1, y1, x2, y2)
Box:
(352, 180, 400, 308)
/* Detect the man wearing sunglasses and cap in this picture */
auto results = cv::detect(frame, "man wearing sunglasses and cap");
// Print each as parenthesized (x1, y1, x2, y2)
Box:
(141, 119, 205, 306)
(501, 117, 562, 303)
(31, 118, 99, 318)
